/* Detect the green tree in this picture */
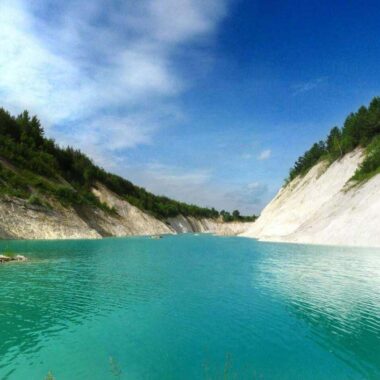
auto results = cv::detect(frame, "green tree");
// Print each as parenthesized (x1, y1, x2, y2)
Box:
(326, 126, 343, 159)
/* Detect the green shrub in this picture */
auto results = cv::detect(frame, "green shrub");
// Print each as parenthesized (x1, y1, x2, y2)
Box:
(287, 96, 380, 183)
(28, 194, 44, 207)
(352, 136, 380, 182)
(2, 249, 15, 258)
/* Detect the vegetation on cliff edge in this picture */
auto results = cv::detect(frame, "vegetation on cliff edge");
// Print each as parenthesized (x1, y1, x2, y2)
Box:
(287, 96, 380, 183)
(0, 108, 256, 221)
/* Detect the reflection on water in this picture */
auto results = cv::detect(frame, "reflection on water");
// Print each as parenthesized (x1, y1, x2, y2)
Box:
(255, 243, 380, 378)
(0, 236, 379, 379)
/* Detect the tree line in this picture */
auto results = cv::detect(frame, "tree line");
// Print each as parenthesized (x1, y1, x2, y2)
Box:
(0, 108, 257, 221)
(288, 96, 380, 182)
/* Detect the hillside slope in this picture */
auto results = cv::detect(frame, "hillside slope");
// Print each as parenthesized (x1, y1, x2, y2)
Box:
(0, 182, 253, 240)
(242, 148, 380, 247)
(0, 107, 255, 239)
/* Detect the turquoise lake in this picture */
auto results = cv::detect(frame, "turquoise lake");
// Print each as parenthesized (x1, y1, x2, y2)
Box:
(0, 234, 380, 379)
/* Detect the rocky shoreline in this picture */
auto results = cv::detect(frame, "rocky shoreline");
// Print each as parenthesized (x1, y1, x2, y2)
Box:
(0, 254, 27, 263)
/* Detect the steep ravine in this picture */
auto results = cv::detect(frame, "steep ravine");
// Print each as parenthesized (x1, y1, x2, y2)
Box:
(0, 183, 253, 240)
(242, 148, 380, 247)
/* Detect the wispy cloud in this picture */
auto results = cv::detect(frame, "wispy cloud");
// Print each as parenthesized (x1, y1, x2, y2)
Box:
(292, 77, 328, 96)
(257, 149, 271, 160)
(225, 182, 269, 214)
(140, 163, 211, 189)
(117, 162, 268, 214)
(0, 0, 228, 158)
(122, 163, 217, 205)
(0, 0, 272, 214)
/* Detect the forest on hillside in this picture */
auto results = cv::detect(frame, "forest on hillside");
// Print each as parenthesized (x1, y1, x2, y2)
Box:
(288, 96, 380, 183)
(0, 108, 256, 222)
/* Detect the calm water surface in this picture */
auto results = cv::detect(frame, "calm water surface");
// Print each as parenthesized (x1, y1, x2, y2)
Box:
(0, 235, 379, 379)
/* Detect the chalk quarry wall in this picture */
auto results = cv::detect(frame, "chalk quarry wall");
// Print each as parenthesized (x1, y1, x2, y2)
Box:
(242, 148, 380, 247)
(0, 183, 253, 240)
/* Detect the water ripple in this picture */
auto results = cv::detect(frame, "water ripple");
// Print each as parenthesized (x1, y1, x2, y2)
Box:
(0, 236, 379, 379)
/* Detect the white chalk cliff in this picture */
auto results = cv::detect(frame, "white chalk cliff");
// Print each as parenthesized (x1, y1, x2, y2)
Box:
(242, 148, 380, 247)
(0, 182, 253, 240)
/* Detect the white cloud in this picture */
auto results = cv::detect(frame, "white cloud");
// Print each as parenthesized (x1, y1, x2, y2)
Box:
(247, 182, 262, 190)
(120, 163, 270, 214)
(0, 0, 274, 214)
(128, 163, 211, 194)
(225, 182, 269, 214)
(121, 163, 221, 207)
(142, 163, 211, 187)
(0, 0, 228, 152)
(292, 77, 328, 96)
(257, 149, 272, 160)
(53, 115, 157, 167)
(148, 0, 227, 44)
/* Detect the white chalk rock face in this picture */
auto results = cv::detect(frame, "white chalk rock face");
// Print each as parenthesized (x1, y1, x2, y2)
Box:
(91, 184, 174, 237)
(167, 215, 254, 235)
(167, 215, 195, 233)
(0, 197, 101, 240)
(0, 181, 254, 240)
(242, 148, 380, 247)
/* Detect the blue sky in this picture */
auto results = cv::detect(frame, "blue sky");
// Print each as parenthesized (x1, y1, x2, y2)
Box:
(1, 0, 379, 214)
